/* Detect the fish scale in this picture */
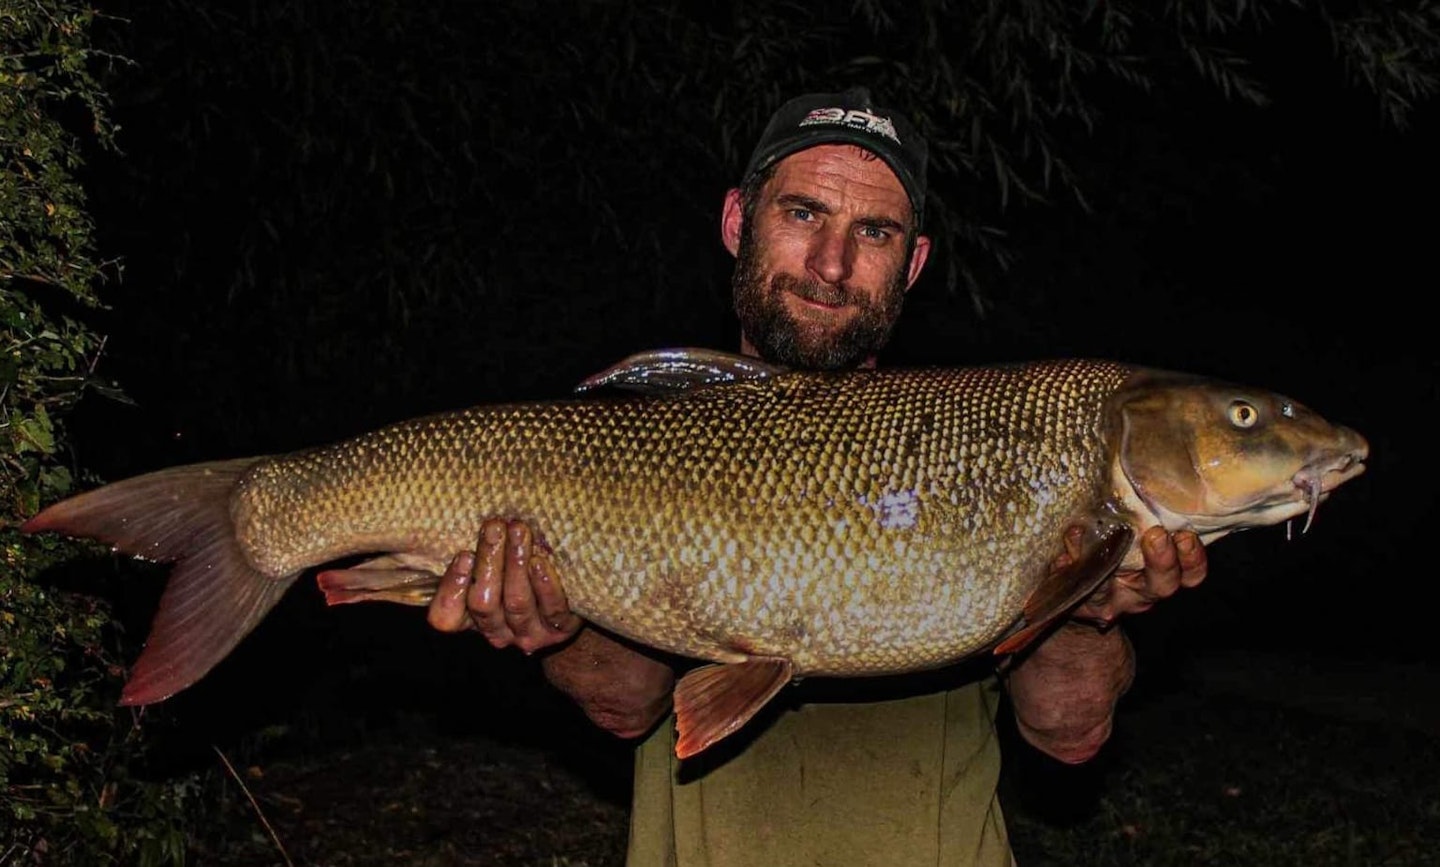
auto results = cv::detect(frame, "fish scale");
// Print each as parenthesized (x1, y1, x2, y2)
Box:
(229, 359, 1131, 675)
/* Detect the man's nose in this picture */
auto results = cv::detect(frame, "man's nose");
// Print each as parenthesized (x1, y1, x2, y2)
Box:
(806, 225, 852, 286)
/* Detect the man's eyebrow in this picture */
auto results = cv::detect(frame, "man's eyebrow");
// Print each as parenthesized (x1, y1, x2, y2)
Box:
(855, 215, 905, 232)
(774, 193, 907, 232)
(775, 193, 831, 214)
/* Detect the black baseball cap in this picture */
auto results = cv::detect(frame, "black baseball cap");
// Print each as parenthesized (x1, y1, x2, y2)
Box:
(740, 87, 928, 224)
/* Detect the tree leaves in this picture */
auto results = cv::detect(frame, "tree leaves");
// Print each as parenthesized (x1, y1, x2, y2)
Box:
(2, 2, 192, 862)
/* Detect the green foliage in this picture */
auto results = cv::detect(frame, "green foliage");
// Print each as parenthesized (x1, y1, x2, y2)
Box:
(1326, 0, 1440, 129)
(0, 561, 194, 865)
(827, 0, 1438, 303)
(87, 1, 1438, 450)
(2, 1, 192, 862)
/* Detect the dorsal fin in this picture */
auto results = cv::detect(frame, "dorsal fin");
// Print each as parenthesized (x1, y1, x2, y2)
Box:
(576, 348, 786, 395)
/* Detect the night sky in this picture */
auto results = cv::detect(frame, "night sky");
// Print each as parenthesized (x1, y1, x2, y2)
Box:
(56, 2, 1438, 743)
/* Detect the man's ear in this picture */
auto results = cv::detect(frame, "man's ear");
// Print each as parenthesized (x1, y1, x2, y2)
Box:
(904, 234, 932, 291)
(721, 188, 744, 257)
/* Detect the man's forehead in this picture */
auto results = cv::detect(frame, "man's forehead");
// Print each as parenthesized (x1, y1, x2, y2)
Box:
(764, 144, 913, 219)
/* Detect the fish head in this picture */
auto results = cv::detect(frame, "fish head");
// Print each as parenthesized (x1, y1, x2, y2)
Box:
(1112, 371, 1369, 541)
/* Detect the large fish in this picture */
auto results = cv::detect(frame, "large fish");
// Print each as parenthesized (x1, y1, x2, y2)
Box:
(23, 349, 1368, 758)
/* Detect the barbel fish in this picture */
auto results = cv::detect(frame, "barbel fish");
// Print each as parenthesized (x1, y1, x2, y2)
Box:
(23, 349, 1368, 757)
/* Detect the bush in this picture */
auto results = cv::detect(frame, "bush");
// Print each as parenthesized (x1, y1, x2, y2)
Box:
(1, 2, 192, 863)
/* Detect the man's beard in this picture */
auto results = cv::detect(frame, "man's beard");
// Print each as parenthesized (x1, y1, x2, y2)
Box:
(731, 230, 908, 370)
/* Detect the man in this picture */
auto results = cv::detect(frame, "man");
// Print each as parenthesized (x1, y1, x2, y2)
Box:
(428, 88, 1206, 865)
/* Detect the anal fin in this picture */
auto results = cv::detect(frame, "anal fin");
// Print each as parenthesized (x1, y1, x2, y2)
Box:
(317, 569, 440, 606)
(316, 553, 447, 606)
(672, 657, 793, 759)
(993, 521, 1135, 656)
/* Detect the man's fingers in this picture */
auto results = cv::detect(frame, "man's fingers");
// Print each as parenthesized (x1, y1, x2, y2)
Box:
(1124, 526, 1183, 601)
(501, 522, 582, 652)
(426, 517, 583, 653)
(503, 520, 555, 652)
(426, 551, 476, 633)
(468, 518, 517, 648)
(1175, 530, 1208, 588)
(430, 518, 584, 653)
(531, 549, 581, 637)
(1074, 528, 1206, 626)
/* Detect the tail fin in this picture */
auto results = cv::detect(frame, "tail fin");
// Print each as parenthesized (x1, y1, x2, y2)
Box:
(22, 458, 298, 705)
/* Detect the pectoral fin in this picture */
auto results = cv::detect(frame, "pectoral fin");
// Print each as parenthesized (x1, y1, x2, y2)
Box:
(672, 657, 793, 759)
(993, 521, 1135, 656)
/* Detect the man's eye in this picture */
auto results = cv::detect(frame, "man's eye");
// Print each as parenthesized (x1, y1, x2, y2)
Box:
(859, 226, 889, 241)
(789, 208, 814, 222)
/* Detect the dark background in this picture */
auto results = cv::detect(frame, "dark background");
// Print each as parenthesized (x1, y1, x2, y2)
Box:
(53, 0, 1435, 771)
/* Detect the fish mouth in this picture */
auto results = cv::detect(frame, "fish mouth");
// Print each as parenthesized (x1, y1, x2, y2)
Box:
(1177, 446, 1368, 539)
(1293, 449, 1367, 534)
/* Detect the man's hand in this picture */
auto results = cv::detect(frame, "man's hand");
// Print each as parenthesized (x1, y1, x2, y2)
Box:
(1074, 525, 1208, 625)
(1006, 525, 1208, 763)
(426, 517, 674, 738)
(426, 518, 581, 653)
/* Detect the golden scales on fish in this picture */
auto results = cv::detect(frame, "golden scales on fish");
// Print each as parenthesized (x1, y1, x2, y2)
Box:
(24, 349, 1368, 758)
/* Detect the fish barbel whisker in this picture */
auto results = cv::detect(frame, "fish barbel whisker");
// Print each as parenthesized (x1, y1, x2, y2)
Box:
(1302, 474, 1322, 534)
(1294, 449, 1365, 536)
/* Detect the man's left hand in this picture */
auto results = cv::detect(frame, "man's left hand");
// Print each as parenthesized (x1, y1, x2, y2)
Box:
(1074, 525, 1208, 625)
(1006, 525, 1207, 763)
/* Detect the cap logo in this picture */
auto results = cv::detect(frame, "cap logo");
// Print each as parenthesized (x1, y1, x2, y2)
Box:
(798, 107, 901, 144)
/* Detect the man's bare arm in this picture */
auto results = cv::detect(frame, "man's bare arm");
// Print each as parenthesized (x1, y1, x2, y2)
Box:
(1006, 526, 1207, 763)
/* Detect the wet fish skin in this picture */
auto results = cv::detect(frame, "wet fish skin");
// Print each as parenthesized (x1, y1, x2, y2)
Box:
(21, 351, 1369, 756)
(241, 359, 1134, 678)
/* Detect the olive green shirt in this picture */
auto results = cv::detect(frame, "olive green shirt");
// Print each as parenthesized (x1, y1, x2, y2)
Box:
(626, 672, 1015, 867)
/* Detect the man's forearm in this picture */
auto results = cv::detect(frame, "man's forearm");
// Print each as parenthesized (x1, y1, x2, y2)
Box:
(540, 627, 675, 739)
(1005, 623, 1135, 764)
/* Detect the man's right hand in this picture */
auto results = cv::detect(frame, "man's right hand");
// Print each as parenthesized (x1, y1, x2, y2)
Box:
(427, 518, 581, 652)
(427, 517, 674, 739)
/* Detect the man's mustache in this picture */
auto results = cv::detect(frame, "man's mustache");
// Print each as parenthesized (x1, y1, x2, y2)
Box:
(773, 273, 861, 308)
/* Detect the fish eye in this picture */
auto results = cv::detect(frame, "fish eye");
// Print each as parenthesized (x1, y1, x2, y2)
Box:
(1228, 400, 1260, 428)
(1281, 402, 1295, 418)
